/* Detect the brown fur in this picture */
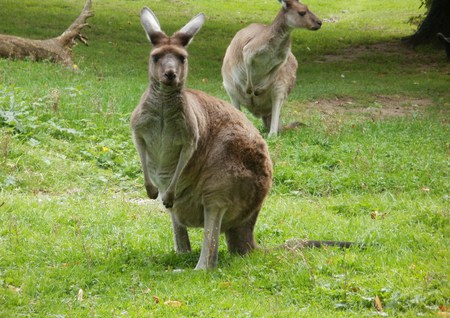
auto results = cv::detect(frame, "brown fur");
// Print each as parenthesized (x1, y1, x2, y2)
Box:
(222, 0, 321, 137)
(131, 8, 272, 270)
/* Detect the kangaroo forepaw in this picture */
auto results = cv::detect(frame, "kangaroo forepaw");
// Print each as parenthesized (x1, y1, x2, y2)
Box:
(145, 184, 159, 200)
(254, 88, 264, 96)
(162, 192, 174, 208)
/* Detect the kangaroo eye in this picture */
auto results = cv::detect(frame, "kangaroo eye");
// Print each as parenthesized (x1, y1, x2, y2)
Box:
(152, 55, 160, 63)
(299, 11, 306, 17)
(179, 56, 186, 64)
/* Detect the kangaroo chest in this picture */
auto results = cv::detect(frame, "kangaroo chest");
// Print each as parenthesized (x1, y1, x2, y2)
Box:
(250, 45, 289, 79)
(139, 103, 191, 190)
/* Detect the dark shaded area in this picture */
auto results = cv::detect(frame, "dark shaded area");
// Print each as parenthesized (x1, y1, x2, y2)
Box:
(437, 33, 450, 58)
(403, 0, 450, 51)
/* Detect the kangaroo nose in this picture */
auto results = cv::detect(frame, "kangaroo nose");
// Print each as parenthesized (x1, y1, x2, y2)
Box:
(311, 19, 322, 30)
(164, 70, 177, 81)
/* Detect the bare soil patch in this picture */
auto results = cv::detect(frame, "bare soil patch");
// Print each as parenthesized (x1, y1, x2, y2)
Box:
(305, 95, 433, 120)
(320, 41, 434, 63)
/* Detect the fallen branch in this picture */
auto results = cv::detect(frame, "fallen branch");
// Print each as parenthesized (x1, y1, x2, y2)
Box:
(0, 0, 93, 66)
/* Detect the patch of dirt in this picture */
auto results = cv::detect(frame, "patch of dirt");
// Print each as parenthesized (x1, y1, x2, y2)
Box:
(319, 41, 441, 64)
(304, 95, 433, 120)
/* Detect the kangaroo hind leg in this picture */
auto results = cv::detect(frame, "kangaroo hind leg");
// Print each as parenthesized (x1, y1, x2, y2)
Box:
(225, 211, 259, 255)
(195, 206, 227, 270)
(170, 212, 191, 253)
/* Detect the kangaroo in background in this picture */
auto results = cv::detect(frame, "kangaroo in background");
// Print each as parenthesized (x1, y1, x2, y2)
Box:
(131, 8, 273, 270)
(222, 0, 322, 137)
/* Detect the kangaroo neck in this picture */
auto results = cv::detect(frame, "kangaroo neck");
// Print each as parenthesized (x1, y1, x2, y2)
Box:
(268, 10, 293, 49)
(148, 80, 184, 109)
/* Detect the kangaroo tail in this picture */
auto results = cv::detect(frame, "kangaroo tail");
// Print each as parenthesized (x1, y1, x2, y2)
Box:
(283, 238, 366, 250)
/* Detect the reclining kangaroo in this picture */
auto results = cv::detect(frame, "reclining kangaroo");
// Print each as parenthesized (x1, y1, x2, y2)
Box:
(131, 8, 273, 270)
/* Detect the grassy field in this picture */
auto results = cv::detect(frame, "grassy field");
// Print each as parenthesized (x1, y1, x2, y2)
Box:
(1, 0, 449, 317)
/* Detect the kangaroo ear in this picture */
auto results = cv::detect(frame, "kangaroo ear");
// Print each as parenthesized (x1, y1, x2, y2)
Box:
(141, 7, 165, 45)
(175, 13, 205, 47)
(278, 0, 289, 9)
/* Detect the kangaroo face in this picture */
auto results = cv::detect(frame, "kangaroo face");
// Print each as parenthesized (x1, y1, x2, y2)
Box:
(141, 8, 204, 88)
(283, 0, 322, 31)
(150, 46, 188, 87)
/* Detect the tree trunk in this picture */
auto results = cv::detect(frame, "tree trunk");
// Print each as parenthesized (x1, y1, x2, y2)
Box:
(402, 0, 450, 46)
(0, 0, 93, 66)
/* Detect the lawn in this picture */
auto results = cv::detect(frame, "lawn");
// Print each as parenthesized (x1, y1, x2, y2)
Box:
(0, 0, 449, 317)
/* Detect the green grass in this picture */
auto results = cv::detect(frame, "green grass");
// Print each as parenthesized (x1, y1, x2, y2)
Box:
(1, 0, 449, 316)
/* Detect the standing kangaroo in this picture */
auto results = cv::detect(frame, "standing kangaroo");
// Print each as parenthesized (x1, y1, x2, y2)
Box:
(222, 0, 322, 137)
(131, 8, 273, 270)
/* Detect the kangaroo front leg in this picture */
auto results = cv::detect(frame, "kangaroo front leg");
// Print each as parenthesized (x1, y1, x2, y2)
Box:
(170, 212, 191, 253)
(243, 48, 254, 95)
(134, 136, 158, 199)
(195, 207, 226, 270)
(162, 142, 196, 208)
(245, 68, 254, 95)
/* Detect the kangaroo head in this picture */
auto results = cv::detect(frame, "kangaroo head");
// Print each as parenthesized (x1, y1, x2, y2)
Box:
(140, 8, 205, 87)
(279, 0, 322, 31)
